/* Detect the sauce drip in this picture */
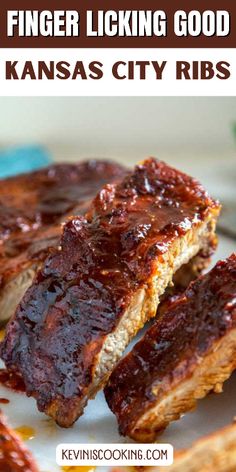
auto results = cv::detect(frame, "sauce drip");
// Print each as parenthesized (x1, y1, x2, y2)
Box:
(0, 397, 9, 404)
(104, 254, 236, 438)
(0, 413, 39, 472)
(0, 328, 5, 341)
(61, 468, 95, 472)
(0, 368, 26, 392)
(14, 425, 35, 441)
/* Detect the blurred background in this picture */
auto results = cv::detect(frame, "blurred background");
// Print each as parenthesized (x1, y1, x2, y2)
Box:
(0, 96, 235, 204)
(0, 97, 235, 161)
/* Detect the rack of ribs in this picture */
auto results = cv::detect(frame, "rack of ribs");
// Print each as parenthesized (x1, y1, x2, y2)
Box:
(1, 158, 220, 427)
(105, 254, 236, 442)
(0, 411, 39, 472)
(0, 160, 127, 324)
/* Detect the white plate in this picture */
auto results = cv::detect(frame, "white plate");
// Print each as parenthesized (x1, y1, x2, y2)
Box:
(0, 235, 235, 472)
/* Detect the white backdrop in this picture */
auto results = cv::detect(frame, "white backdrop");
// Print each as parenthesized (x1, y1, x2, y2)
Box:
(0, 49, 235, 96)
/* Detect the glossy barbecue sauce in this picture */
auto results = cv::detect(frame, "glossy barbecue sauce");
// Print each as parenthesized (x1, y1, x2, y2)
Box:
(0, 328, 23, 395)
(0, 318, 21, 395)
(0, 369, 26, 393)
(0, 413, 39, 472)
(105, 254, 236, 436)
(0, 160, 127, 240)
(61, 467, 95, 472)
(14, 425, 35, 441)
(0, 161, 127, 307)
(0, 329, 5, 341)
(1, 159, 219, 425)
(0, 398, 9, 404)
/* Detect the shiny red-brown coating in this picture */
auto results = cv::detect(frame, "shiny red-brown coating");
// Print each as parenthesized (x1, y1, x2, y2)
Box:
(0, 226, 60, 293)
(0, 412, 39, 472)
(0, 159, 127, 241)
(0, 160, 127, 292)
(0, 369, 26, 393)
(1, 158, 219, 421)
(104, 253, 236, 437)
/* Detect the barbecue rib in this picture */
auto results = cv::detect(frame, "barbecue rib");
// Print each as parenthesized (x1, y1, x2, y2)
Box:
(147, 422, 236, 472)
(114, 423, 236, 472)
(0, 160, 127, 324)
(105, 254, 236, 442)
(1, 158, 220, 427)
(0, 411, 39, 472)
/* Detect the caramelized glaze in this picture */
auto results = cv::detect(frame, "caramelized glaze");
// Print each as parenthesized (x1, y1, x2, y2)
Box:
(0, 160, 126, 240)
(105, 254, 236, 437)
(0, 369, 26, 393)
(1, 159, 219, 425)
(0, 412, 39, 471)
(0, 160, 127, 295)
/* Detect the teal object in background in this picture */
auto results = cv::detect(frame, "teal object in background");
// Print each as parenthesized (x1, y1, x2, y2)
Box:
(0, 145, 52, 179)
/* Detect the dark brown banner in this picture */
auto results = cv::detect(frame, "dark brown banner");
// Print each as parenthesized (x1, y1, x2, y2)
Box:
(0, 0, 235, 48)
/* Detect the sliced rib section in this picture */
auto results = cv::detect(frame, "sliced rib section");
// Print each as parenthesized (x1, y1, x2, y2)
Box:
(155, 422, 236, 472)
(0, 160, 126, 324)
(1, 158, 220, 427)
(105, 254, 236, 441)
